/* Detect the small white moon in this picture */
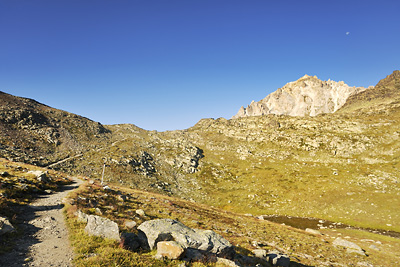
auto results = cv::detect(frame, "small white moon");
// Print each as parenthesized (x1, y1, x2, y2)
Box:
(346, 32, 350, 35)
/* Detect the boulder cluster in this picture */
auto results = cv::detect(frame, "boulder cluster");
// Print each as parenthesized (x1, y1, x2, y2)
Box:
(78, 212, 293, 266)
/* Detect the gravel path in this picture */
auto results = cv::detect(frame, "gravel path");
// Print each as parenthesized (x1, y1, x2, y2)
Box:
(0, 177, 82, 267)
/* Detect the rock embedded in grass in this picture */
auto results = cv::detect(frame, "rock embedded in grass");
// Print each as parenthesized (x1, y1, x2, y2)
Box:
(124, 220, 137, 229)
(305, 228, 321, 235)
(28, 170, 50, 183)
(84, 215, 120, 241)
(253, 248, 267, 258)
(135, 209, 145, 216)
(75, 210, 88, 223)
(333, 237, 366, 256)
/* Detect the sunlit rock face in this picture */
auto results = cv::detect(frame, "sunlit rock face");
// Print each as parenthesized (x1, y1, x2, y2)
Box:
(232, 75, 369, 119)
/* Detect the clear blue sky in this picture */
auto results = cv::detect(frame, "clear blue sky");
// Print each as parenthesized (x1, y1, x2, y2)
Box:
(1, 0, 399, 131)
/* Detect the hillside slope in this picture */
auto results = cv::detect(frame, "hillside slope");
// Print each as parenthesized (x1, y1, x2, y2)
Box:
(338, 70, 400, 114)
(0, 91, 111, 166)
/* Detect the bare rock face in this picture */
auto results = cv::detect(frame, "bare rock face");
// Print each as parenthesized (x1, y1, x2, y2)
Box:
(232, 75, 369, 119)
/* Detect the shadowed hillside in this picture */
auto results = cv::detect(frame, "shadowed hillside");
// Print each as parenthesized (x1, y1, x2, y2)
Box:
(338, 70, 400, 114)
(0, 91, 111, 166)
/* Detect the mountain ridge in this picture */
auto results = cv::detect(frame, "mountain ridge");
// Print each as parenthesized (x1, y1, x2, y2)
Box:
(232, 75, 370, 119)
(338, 70, 400, 114)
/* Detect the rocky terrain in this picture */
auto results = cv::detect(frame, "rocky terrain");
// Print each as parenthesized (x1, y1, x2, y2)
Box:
(1, 71, 400, 266)
(0, 91, 111, 166)
(63, 178, 400, 266)
(232, 75, 369, 118)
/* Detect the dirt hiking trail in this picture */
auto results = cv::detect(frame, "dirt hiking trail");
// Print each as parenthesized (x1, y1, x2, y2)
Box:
(0, 177, 82, 267)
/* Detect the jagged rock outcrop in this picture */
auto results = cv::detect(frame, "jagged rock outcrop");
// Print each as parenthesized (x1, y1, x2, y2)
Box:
(232, 75, 369, 118)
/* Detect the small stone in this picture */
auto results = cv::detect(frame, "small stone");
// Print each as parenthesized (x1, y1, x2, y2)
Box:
(28, 170, 50, 183)
(103, 185, 112, 191)
(117, 195, 127, 202)
(369, 244, 380, 251)
(305, 228, 321, 235)
(136, 209, 145, 216)
(75, 210, 88, 223)
(253, 249, 267, 258)
(95, 208, 103, 215)
(156, 241, 185, 260)
(124, 220, 137, 229)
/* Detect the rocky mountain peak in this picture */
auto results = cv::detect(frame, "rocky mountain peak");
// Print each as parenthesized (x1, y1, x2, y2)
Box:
(300, 74, 318, 80)
(232, 75, 368, 119)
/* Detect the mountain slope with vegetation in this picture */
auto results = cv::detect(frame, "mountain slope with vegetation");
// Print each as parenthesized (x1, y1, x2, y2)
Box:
(0, 91, 111, 166)
(1, 71, 400, 266)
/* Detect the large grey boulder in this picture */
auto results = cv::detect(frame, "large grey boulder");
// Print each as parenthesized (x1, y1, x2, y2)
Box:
(0, 216, 15, 236)
(138, 219, 234, 258)
(84, 215, 120, 241)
